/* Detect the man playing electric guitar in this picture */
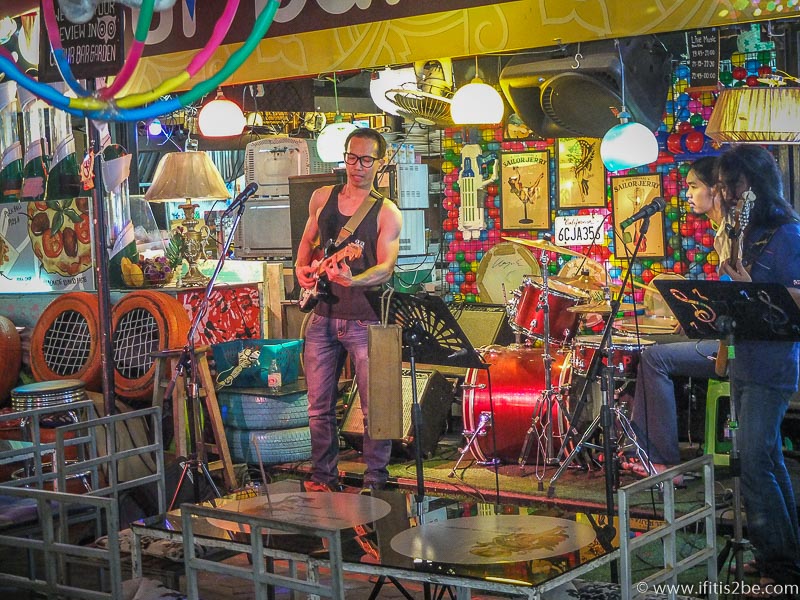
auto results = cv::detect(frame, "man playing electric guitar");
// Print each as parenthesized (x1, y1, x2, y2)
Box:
(294, 128, 402, 493)
(297, 240, 364, 313)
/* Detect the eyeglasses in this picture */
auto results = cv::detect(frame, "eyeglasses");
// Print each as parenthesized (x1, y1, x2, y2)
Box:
(343, 152, 379, 168)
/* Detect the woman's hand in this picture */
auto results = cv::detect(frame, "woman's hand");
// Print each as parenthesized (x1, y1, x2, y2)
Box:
(718, 259, 751, 282)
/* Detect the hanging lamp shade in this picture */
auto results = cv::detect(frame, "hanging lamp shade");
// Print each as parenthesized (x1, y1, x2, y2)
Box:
(316, 121, 359, 163)
(370, 67, 416, 115)
(450, 78, 505, 124)
(198, 90, 246, 137)
(600, 113, 658, 172)
(706, 86, 800, 144)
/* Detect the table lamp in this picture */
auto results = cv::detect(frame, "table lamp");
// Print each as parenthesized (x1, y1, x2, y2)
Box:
(144, 150, 229, 286)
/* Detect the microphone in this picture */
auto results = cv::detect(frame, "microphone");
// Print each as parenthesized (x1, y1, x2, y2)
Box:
(221, 182, 259, 218)
(620, 196, 667, 230)
(447, 347, 472, 359)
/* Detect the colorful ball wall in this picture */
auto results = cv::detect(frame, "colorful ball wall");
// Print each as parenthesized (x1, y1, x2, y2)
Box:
(441, 47, 776, 304)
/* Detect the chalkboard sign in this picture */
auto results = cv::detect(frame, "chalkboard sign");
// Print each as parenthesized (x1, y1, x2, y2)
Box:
(688, 29, 720, 91)
(38, 1, 124, 83)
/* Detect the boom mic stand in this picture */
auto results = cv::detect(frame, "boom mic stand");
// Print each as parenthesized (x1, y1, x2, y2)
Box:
(546, 215, 656, 569)
(165, 197, 249, 509)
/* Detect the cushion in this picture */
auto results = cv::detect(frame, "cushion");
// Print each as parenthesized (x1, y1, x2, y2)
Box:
(122, 577, 186, 600)
(96, 528, 210, 562)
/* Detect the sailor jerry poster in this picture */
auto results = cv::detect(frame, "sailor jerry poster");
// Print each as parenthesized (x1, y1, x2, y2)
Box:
(500, 151, 550, 231)
(611, 174, 666, 259)
(557, 137, 605, 209)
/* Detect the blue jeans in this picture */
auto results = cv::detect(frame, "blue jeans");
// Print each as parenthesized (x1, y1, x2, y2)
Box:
(304, 314, 392, 488)
(733, 380, 800, 582)
(630, 340, 718, 465)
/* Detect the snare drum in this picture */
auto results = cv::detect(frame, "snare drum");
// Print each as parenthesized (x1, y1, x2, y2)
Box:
(570, 335, 655, 378)
(507, 278, 589, 346)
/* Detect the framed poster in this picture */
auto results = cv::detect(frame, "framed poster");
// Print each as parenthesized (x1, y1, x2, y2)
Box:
(557, 137, 605, 209)
(500, 151, 551, 231)
(611, 174, 666, 259)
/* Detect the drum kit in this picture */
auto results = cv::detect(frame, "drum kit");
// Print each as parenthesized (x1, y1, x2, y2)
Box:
(457, 235, 678, 474)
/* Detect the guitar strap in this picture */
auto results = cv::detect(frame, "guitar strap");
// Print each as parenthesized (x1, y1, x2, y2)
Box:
(334, 189, 383, 247)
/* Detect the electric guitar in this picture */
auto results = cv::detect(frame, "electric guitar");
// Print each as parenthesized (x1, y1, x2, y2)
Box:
(715, 200, 744, 377)
(298, 242, 364, 313)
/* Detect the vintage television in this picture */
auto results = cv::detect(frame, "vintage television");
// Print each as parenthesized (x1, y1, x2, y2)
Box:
(231, 137, 310, 259)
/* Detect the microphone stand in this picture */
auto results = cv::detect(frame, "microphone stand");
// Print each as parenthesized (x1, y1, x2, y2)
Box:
(546, 215, 654, 578)
(166, 197, 249, 509)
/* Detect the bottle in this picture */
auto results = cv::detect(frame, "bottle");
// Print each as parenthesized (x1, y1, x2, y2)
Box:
(19, 86, 49, 202)
(723, 414, 732, 440)
(268, 359, 282, 394)
(0, 81, 23, 202)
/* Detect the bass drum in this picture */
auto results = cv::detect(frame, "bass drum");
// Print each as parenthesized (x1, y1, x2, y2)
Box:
(462, 346, 570, 464)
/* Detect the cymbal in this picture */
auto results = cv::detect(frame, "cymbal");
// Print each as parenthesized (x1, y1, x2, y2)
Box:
(567, 302, 612, 314)
(502, 236, 585, 259)
(630, 280, 658, 293)
(567, 301, 640, 315)
(562, 276, 622, 295)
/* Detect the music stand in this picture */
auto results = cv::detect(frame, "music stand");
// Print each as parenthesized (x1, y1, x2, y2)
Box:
(654, 279, 800, 582)
(386, 293, 486, 503)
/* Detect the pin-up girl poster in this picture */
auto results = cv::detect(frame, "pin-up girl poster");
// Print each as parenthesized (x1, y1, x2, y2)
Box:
(500, 151, 550, 231)
(611, 173, 666, 259)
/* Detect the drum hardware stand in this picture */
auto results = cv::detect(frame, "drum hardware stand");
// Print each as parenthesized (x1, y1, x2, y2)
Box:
(449, 410, 494, 477)
(165, 195, 249, 509)
(547, 216, 655, 581)
(518, 243, 563, 471)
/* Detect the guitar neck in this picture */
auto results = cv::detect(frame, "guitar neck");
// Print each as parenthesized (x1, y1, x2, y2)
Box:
(315, 246, 358, 276)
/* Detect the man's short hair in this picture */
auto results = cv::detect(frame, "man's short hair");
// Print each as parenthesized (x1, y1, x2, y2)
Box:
(345, 127, 387, 159)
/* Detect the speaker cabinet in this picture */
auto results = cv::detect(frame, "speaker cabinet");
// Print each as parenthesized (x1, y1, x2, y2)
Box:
(499, 37, 671, 138)
(451, 304, 515, 348)
(341, 369, 454, 458)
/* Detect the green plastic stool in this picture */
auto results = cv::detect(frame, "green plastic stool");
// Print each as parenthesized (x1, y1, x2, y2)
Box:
(705, 378, 731, 466)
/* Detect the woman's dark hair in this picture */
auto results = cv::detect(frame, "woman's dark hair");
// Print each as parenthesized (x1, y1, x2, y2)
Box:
(689, 156, 717, 188)
(717, 144, 799, 227)
(344, 127, 387, 159)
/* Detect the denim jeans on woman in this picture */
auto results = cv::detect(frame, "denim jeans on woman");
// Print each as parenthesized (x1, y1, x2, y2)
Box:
(630, 339, 718, 465)
(733, 380, 800, 584)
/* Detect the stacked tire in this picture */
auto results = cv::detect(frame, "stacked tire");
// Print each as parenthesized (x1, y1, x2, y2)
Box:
(217, 387, 312, 465)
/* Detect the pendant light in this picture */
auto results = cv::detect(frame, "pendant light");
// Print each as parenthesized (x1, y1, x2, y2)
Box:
(316, 74, 358, 163)
(450, 57, 505, 125)
(198, 88, 246, 137)
(600, 41, 658, 172)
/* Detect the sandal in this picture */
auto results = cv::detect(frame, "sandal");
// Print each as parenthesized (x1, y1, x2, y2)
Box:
(729, 559, 760, 576)
(622, 459, 685, 487)
(744, 577, 786, 598)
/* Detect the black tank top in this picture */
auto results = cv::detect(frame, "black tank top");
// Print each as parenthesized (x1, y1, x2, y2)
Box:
(314, 184, 383, 320)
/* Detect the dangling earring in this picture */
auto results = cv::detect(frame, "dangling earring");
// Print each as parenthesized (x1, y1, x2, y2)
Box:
(741, 187, 755, 228)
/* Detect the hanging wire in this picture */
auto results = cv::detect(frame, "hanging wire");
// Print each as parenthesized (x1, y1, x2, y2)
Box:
(615, 39, 627, 113)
